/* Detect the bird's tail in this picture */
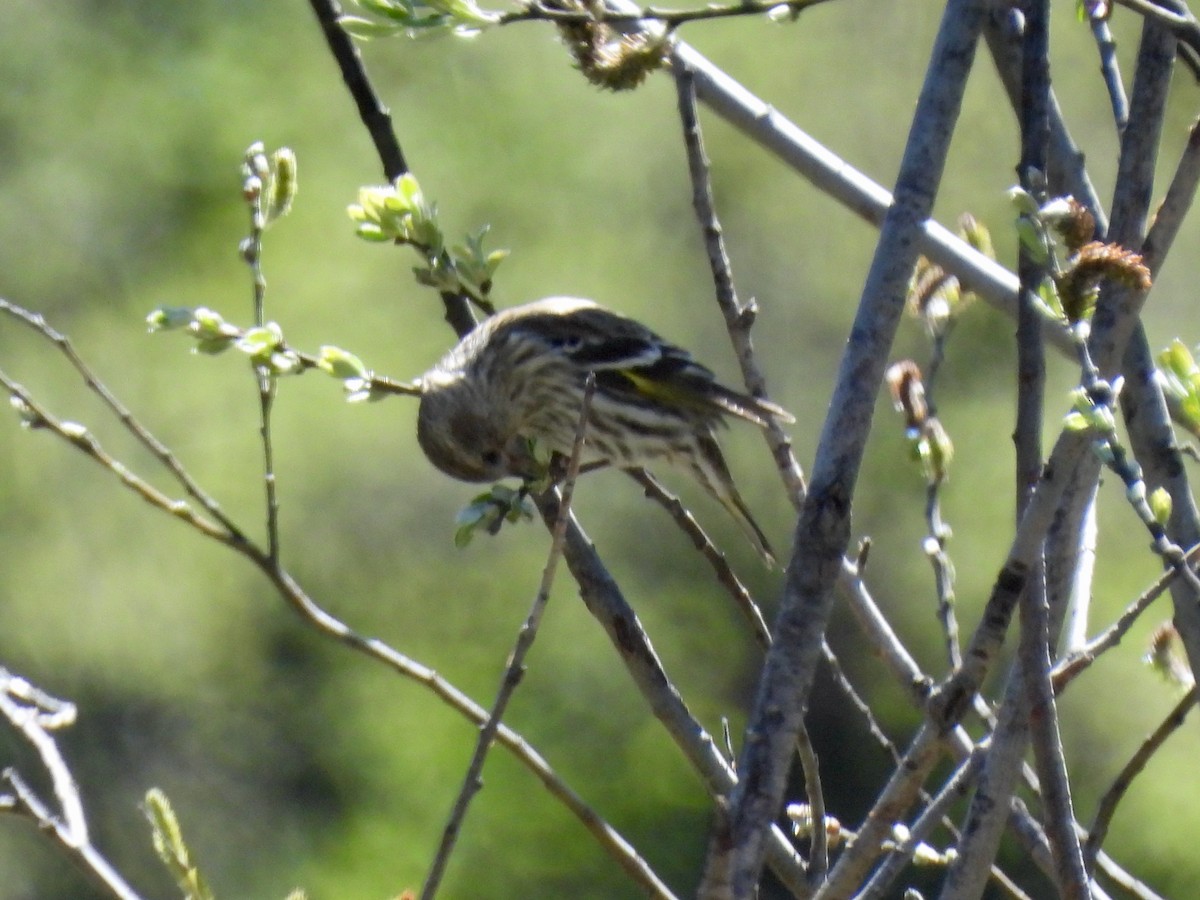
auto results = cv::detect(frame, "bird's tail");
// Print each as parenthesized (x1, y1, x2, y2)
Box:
(720, 486, 778, 568)
(703, 383, 794, 430)
(693, 432, 779, 567)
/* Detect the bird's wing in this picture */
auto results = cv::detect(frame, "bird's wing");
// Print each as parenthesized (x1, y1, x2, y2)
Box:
(510, 301, 794, 427)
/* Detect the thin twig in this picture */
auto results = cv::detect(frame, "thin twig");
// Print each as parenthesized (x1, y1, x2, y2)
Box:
(924, 503, 962, 671)
(421, 377, 666, 897)
(795, 727, 827, 885)
(0, 671, 146, 900)
(0, 298, 249, 543)
(1021, 578, 1091, 899)
(307, 0, 408, 179)
(1, 770, 146, 900)
(1047, 474, 1098, 658)
(1091, 18, 1130, 134)
(0, 671, 86, 844)
(628, 469, 771, 648)
(1083, 685, 1198, 872)
(920, 345, 962, 672)
(1051, 543, 1200, 692)
(1014, 2, 1089, 893)
(857, 744, 987, 899)
(1, 341, 665, 895)
(307, 0, 479, 336)
(499, 0, 834, 28)
(673, 51, 806, 506)
(241, 150, 283, 564)
(0, 372, 241, 547)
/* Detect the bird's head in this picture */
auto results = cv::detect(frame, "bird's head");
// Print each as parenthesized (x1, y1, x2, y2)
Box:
(416, 369, 533, 483)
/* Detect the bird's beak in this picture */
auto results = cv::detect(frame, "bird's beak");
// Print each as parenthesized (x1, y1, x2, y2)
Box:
(503, 436, 544, 481)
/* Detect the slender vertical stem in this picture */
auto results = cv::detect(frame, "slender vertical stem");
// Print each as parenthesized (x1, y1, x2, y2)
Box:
(306, 0, 409, 179)
(241, 152, 282, 564)
(673, 60, 806, 504)
(421, 379, 617, 899)
(698, 0, 989, 893)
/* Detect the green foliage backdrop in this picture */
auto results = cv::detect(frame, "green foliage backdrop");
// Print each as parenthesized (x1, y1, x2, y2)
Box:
(1, 0, 1198, 896)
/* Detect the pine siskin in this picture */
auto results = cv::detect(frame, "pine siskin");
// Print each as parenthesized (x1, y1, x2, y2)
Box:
(416, 296, 793, 564)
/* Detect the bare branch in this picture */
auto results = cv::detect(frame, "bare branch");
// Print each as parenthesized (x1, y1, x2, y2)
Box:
(307, 0, 408, 179)
(0, 298, 249, 544)
(700, 0, 992, 889)
(672, 58, 807, 505)
(1052, 543, 1200, 692)
(500, 0, 835, 28)
(241, 147, 284, 564)
(534, 492, 813, 895)
(419, 378, 674, 897)
(1090, 17, 1130, 134)
(0, 310, 674, 892)
(1084, 686, 1198, 872)
(0, 672, 147, 900)
(629, 469, 772, 648)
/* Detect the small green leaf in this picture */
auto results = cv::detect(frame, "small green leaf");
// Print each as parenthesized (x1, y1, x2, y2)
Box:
(146, 306, 195, 332)
(1063, 410, 1090, 432)
(359, 0, 414, 20)
(318, 346, 370, 380)
(396, 172, 423, 205)
(1015, 217, 1049, 264)
(1033, 278, 1064, 321)
(264, 147, 298, 226)
(236, 324, 284, 358)
(1007, 185, 1040, 217)
(187, 309, 241, 353)
(486, 248, 509, 272)
(144, 788, 215, 900)
(192, 307, 223, 328)
(1149, 487, 1173, 526)
(1158, 338, 1197, 382)
(451, 485, 534, 546)
(193, 337, 235, 355)
(354, 222, 391, 241)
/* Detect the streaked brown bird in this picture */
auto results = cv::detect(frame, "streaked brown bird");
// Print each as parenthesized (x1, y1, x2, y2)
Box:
(416, 296, 792, 564)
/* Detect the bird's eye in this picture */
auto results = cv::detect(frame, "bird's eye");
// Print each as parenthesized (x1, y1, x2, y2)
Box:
(481, 449, 502, 468)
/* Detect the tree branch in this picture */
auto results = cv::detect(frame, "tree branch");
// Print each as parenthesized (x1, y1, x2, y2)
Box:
(699, 0, 990, 891)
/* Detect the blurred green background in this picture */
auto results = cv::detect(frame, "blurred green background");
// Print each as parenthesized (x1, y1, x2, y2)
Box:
(1, 0, 1199, 897)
